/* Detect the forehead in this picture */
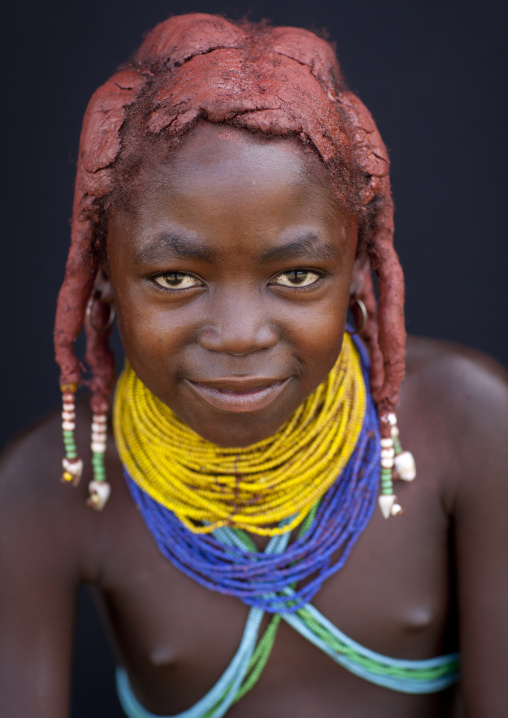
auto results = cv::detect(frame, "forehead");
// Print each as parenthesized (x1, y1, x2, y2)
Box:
(126, 122, 340, 211)
(108, 123, 355, 258)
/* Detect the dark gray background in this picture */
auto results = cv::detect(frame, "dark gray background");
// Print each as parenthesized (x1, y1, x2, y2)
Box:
(1, 0, 506, 715)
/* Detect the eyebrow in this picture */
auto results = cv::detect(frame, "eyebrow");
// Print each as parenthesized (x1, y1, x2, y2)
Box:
(133, 231, 343, 266)
(259, 233, 343, 264)
(133, 233, 216, 265)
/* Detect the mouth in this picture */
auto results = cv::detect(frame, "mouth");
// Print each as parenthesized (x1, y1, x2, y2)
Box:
(185, 377, 292, 413)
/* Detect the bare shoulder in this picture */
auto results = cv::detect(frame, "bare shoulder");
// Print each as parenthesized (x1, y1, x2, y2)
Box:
(0, 401, 101, 577)
(404, 335, 508, 425)
(1, 406, 74, 507)
(402, 336, 508, 509)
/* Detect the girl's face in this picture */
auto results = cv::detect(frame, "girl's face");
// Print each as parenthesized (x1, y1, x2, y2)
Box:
(106, 123, 359, 447)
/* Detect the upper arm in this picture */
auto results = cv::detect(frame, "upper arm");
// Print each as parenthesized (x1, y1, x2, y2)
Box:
(0, 422, 82, 718)
(447, 352, 508, 717)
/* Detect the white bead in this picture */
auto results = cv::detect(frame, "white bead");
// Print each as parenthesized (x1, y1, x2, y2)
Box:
(91, 423, 107, 433)
(391, 503, 404, 516)
(87, 481, 111, 510)
(94, 415, 107, 424)
(380, 438, 393, 448)
(63, 403, 74, 412)
(91, 442, 106, 454)
(387, 413, 397, 426)
(92, 431, 107, 442)
(381, 448, 395, 459)
(378, 494, 396, 519)
(62, 411, 75, 421)
(381, 457, 394, 469)
(394, 451, 416, 481)
(62, 421, 75, 431)
(91, 424, 107, 433)
(391, 425, 400, 437)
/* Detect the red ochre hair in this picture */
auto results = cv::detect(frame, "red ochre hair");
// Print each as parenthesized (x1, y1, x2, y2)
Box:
(54, 13, 405, 435)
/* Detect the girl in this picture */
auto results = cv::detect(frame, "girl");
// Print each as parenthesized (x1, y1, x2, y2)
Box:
(1, 12, 507, 718)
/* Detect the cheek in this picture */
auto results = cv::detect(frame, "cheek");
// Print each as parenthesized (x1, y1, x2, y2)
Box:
(282, 292, 349, 375)
(114, 291, 194, 375)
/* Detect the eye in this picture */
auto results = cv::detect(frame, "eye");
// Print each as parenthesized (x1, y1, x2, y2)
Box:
(272, 269, 322, 288)
(153, 272, 202, 290)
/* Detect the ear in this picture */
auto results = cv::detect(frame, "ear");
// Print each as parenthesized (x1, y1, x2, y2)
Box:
(94, 264, 114, 305)
(349, 251, 370, 298)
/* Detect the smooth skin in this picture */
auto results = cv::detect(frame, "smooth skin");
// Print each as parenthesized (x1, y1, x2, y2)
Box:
(1, 123, 508, 718)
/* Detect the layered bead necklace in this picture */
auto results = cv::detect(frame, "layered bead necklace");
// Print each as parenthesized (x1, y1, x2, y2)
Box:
(114, 333, 366, 537)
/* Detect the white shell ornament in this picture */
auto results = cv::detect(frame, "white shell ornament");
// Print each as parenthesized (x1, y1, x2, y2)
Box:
(394, 451, 416, 481)
(61, 457, 83, 486)
(87, 481, 111, 511)
(378, 494, 397, 519)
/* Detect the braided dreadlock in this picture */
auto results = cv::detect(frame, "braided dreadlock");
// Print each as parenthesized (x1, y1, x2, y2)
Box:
(54, 14, 405, 477)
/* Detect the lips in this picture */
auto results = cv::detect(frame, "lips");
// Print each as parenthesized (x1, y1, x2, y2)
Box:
(185, 377, 292, 413)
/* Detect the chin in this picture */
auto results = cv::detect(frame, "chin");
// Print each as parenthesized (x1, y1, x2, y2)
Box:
(189, 411, 288, 448)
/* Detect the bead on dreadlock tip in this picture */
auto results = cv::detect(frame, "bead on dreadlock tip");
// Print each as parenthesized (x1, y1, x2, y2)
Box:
(391, 425, 400, 437)
(87, 481, 111, 511)
(61, 471, 74, 483)
(62, 421, 75, 431)
(391, 503, 404, 516)
(394, 451, 416, 481)
(91, 442, 106, 454)
(63, 403, 74, 412)
(60, 383, 78, 394)
(387, 413, 397, 426)
(94, 415, 107, 424)
(380, 438, 393, 448)
(378, 494, 397, 519)
(381, 457, 394, 469)
(91, 422, 107, 434)
(62, 457, 83, 478)
(62, 411, 75, 421)
(381, 448, 395, 459)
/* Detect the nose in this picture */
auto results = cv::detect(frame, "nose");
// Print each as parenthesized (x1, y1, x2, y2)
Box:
(197, 291, 278, 356)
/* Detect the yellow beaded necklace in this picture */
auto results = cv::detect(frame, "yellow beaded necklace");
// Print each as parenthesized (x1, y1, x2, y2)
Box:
(113, 334, 366, 536)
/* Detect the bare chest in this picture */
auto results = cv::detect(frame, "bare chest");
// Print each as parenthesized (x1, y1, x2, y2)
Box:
(90, 465, 459, 717)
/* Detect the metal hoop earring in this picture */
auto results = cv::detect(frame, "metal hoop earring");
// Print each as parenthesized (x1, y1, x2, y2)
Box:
(86, 294, 116, 333)
(347, 296, 368, 335)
